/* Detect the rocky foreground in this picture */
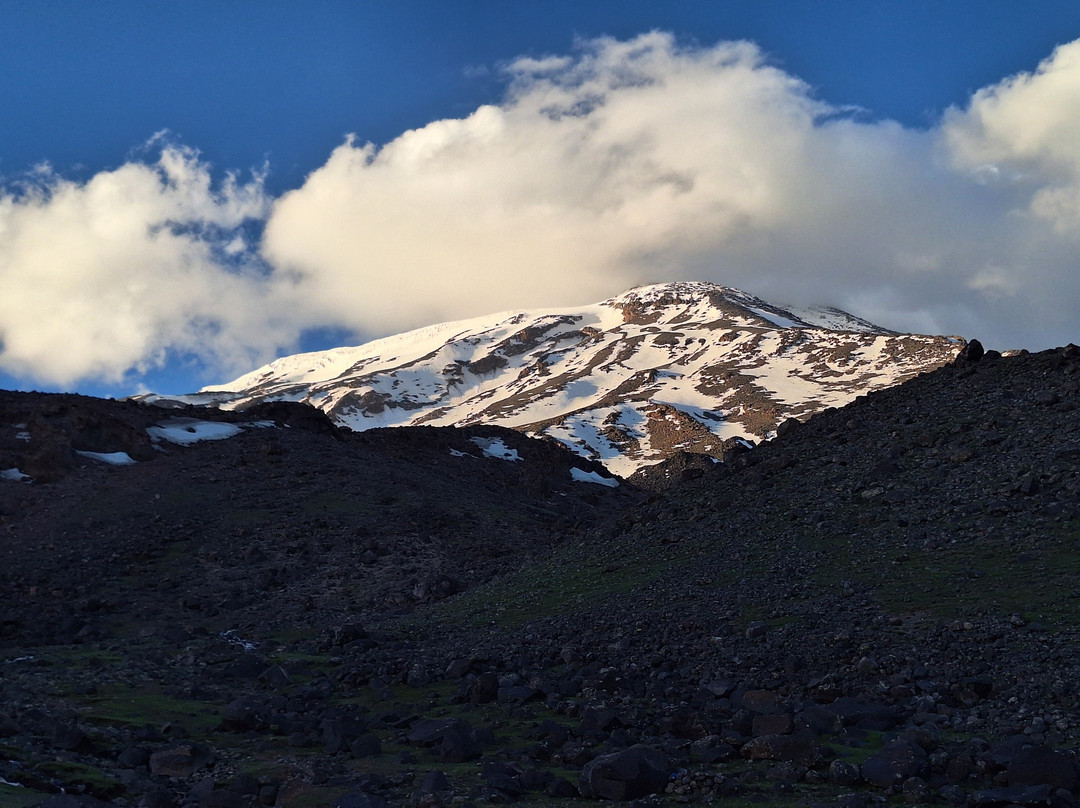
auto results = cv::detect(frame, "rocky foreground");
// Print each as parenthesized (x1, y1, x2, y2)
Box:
(1, 343, 1080, 808)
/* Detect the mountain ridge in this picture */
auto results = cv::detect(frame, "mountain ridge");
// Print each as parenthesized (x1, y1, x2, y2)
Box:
(146, 282, 965, 475)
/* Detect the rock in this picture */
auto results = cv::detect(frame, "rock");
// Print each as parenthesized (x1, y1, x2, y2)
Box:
(420, 770, 450, 794)
(938, 783, 968, 807)
(836, 795, 868, 808)
(689, 736, 736, 764)
(117, 745, 150, 768)
(332, 624, 368, 647)
(438, 726, 482, 763)
(471, 672, 500, 704)
(34, 797, 112, 808)
(332, 793, 388, 808)
(957, 338, 985, 363)
(51, 722, 90, 752)
(1007, 745, 1078, 790)
(198, 788, 249, 808)
(405, 663, 433, 688)
(149, 742, 214, 777)
(229, 773, 260, 795)
(259, 664, 291, 688)
(547, 777, 579, 798)
(497, 684, 540, 704)
(406, 718, 471, 746)
(860, 740, 927, 789)
(797, 705, 843, 734)
(742, 689, 781, 713)
(349, 734, 382, 758)
(140, 787, 178, 808)
(221, 698, 268, 733)
(776, 417, 801, 438)
(444, 658, 471, 678)
(972, 783, 1054, 806)
(581, 706, 624, 732)
(901, 776, 932, 803)
(752, 713, 794, 736)
(740, 730, 822, 767)
(579, 744, 671, 800)
(745, 622, 768, 639)
(828, 759, 862, 787)
(520, 767, 554, 791)
(482, 762, 524, 797)
(827, 697, 899, 730)
(321, 716, 369, 754)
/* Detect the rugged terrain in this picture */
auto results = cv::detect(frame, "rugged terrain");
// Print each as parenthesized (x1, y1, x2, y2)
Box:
(1, 343, 1079, 808)
(145, 283, 963, 476)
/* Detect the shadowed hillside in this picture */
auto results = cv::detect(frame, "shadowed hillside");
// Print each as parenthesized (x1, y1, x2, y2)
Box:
(2, 345, 1080, 807)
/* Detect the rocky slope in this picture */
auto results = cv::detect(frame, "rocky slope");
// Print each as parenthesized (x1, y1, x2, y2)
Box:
(147, 282, 964, 476)
(2, 344, 1080, 808)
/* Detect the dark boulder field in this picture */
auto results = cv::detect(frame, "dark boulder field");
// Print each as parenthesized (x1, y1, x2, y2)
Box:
(2, 344, 1080, 808)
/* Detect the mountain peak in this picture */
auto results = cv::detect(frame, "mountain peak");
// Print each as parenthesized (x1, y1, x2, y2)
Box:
(148, 282, 963, 475)
(604, 280, 733, 305)
(603, 281, 890, 333)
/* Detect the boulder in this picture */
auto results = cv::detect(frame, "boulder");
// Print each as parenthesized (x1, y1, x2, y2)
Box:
(957, 338, 985, 363)
(149, 742, 214, 777)
(579, 744, 670, 800)
(827, 697, 899, 730)
(1008, 745, 1078, 791)
(741, 730, 823, 767)
(860, 740, 927, 789)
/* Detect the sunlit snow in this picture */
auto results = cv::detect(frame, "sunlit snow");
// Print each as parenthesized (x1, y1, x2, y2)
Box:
(470, 436, 521, 461)
(76, 450, 137, 465)
(172, 282, 959, 473)
(570, 467, 619, 487)
(147, 419, 244, 445)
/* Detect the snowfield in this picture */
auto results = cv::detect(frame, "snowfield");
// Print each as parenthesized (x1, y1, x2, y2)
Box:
(142, 282, 962, 475)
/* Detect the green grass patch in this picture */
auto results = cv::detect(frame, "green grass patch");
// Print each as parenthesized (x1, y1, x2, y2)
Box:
(876, 522, 1080, 626)
(79, 684, 222, 733)
(824, 729, 886, 764)
(33, 761, 124, 799)
(0, 783, 46, 808)
(409, 534, 706, 631)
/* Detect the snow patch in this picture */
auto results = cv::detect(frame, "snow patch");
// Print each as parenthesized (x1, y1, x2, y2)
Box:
(743, 305, 804, 329)
(1, 468, 30, 482)
(219, 629, 257, 651)
(471, 436, 521, 461)
(76, 450, 137, 466)
(148, 419, 244, 445)
(570, 467, 619, 487)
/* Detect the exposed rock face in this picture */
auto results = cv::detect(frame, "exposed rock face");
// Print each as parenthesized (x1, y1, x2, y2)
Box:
(579, 745, 671, 800)
(149, 282, 963, 475)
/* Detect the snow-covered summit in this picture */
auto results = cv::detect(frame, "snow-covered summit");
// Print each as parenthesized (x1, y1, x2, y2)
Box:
(147, 282, 962, 476)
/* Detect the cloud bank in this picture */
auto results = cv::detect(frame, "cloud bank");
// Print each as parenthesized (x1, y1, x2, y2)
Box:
(4, 32, 1080, 388)
(0, 140, 301, 386)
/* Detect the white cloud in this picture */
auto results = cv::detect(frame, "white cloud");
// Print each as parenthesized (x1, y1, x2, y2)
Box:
(0, 140, 297, 386)
(6, 33, 1080, 390)
(262, 32, 1080, 352)
(944, 40, 1080, 234)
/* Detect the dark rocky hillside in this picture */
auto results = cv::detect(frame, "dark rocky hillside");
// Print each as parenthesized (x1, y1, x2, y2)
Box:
(2, 345, 1080, 808)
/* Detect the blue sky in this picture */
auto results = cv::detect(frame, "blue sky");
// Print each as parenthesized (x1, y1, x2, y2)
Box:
(3, 1, 1080, 397)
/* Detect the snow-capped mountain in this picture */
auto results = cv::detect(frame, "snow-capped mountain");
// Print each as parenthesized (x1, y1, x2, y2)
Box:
(155, 282, 964, 475)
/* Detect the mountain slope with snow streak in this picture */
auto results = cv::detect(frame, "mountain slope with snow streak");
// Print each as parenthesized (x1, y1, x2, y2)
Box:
(164, 282, 963, 475)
